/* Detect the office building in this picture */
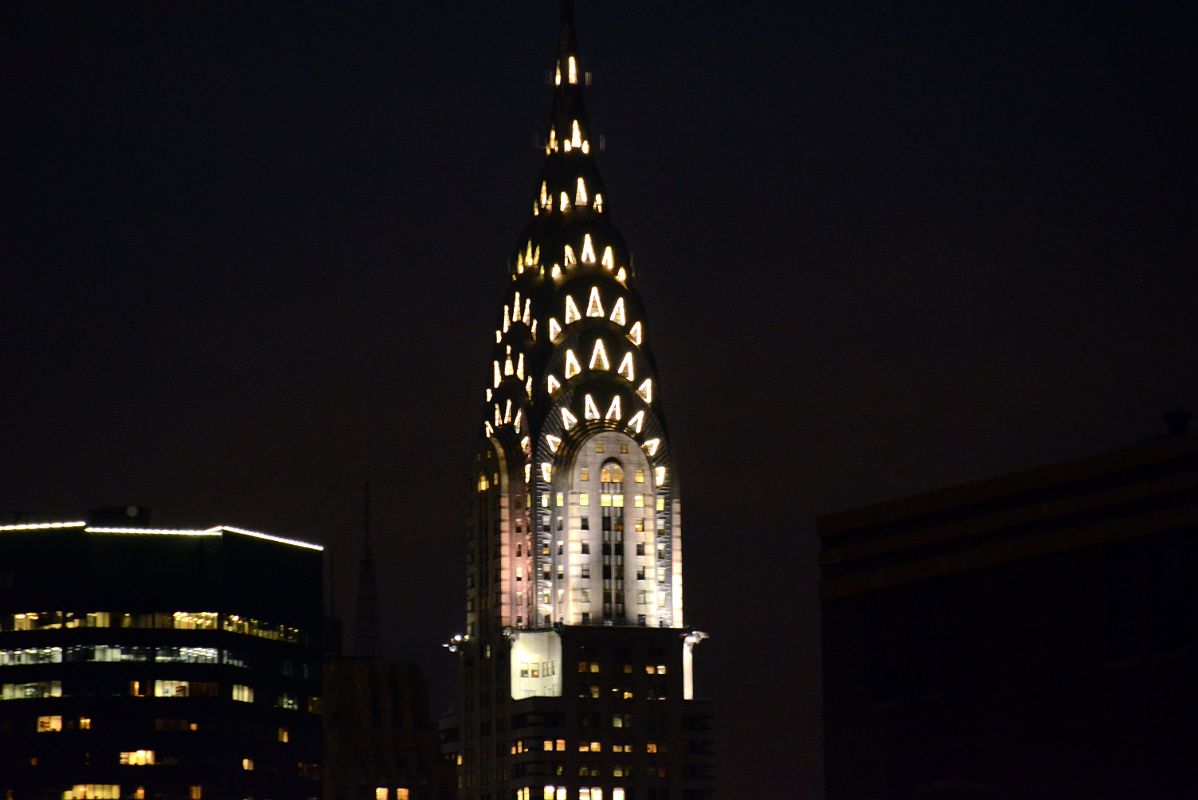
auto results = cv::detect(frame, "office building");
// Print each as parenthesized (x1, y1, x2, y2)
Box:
(820, 414, 1198, 799)
(0, 507, 324, 800)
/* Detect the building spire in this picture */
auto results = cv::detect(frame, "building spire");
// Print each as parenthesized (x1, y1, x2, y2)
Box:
(353, 481, 381, 659)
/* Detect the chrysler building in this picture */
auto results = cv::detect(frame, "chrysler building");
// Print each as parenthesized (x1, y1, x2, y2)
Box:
(448, 4, 713, 797)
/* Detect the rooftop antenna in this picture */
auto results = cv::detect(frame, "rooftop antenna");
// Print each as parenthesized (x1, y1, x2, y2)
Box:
(353, 482, 381, 659)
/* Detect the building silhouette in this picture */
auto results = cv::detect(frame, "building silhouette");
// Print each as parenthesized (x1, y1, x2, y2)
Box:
(444, 3, 713, 798)
(0, 506, 324, 800)
(820, 414, 1198, 799)
(323, 487, 454, 800)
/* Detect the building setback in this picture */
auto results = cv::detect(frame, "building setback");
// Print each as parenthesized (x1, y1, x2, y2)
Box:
(444, 3, 713, 798)
(0, 507, 324, 800)
(819, 418, 1198, 799)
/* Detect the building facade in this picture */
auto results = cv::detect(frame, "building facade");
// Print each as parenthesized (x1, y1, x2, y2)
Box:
(819, 418, 1198, 799)
(0, 508, 325, 800)
(449, 4, 713, 798)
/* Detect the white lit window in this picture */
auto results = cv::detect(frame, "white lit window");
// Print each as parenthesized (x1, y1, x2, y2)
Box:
(581, 234, 596, 264)
(605, 396, 622, 421)
(655, 467, 667, 487)
(626, 410, 645, 434)
(585, 286, 603, 317)
(576, 178, 588, 206)
(643, 438, 660, 456)
(637, 379, 653, 403)
(589, 339, 610, 370)
(584, 394, 600, 421)
(547, 374, 561, 394)
(602, 246, 615, 270)
(561, 408, 578, 430)
(565, 295, 581, 324)
(616, 351, 634, 381)
(565, 349, 582, 379)
(628, 321, 643, 345)
(568, 56, 578, 84)
(546, 434, 562, 453)
(595, 193, 604, 212)
(549, 317, 562, 340)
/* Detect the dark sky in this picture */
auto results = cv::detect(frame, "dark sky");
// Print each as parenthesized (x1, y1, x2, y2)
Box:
(3, 2, 1195, 796)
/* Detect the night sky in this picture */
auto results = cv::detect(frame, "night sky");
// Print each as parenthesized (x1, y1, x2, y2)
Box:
(4, 2, 1195, 796)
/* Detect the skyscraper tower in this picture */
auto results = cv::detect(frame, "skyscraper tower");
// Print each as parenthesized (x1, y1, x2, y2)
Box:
(452, 3, 713, 797)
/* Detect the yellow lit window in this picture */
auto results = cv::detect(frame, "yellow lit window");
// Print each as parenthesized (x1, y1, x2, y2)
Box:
(231, 684, 253, 703)
(376, 790, 388, 800)
(37, 715, 62, 733)
(655, 467, 667, 487)
(79, 717, 92, 730)
(133, 790, 146, 800)
(396, 791, 410, 800)
(66, 787, 120, 800)
(119, 750, 155, 766)
(190, 788, 203, 800)
(646, 742, 658, 753)
(579, 493, 590, 506)
(277, 727, 289, 743)
(556, 492, 565, 506)
(241, 758, 254, 771)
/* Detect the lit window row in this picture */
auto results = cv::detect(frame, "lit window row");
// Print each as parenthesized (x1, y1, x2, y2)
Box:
(2, 681, 61, 700)
(62, 787, 120, 800)
(0, 611, 306, 643)
(0, 645, 234, 667)
(534, 789, 627, 800)
(549, 288, 638, 343)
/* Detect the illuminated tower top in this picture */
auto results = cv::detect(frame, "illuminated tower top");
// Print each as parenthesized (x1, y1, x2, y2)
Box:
(470, 0, 682, 645)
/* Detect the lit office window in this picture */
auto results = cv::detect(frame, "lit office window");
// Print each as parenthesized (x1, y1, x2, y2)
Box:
(118, 750, 155, 765)
(36, 715, 62, 733)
